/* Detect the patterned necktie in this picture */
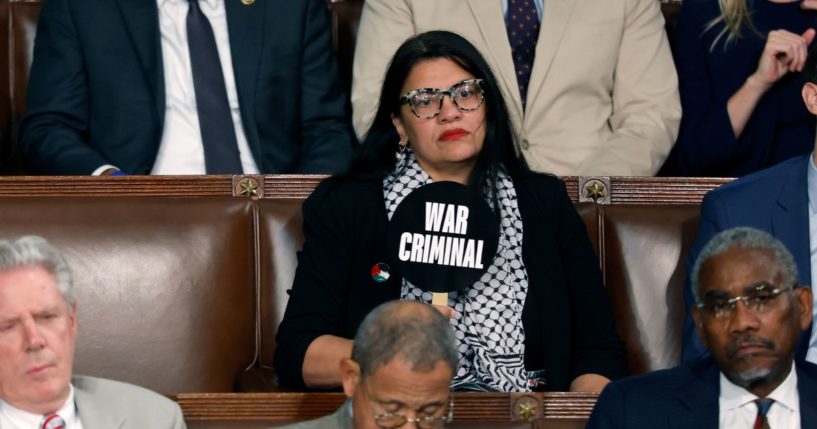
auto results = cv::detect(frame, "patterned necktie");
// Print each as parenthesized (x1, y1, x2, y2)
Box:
(186, 0, 243, 174)
(753, 398, 774, 429)
(41, 413, 66, 429)
(505, 0, 540, 108)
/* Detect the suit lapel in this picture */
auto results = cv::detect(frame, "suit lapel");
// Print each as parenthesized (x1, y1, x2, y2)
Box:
(113, 0, 165, 122)
(225, 0, 265, 155)
(74, 379, 125, 429)
(669, 361, 720, 429)
(524, 0, 575, 116)
(773, 156, 812, 285)
(772, 156, 812, 359)
(464, 0, 523, 122)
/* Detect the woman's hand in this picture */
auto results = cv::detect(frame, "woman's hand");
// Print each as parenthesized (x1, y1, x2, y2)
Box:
(749, 28, 815, 90)
(727, 27, 815, 138)
(432, 304, 456, 319)
(803, 0, 817, 11)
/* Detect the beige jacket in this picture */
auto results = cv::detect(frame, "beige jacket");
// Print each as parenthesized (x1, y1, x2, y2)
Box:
(73, 376, 186, 428)
(351, 0, 681, 176)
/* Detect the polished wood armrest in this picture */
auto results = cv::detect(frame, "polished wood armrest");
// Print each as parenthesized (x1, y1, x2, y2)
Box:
(171, 391, 599, 422)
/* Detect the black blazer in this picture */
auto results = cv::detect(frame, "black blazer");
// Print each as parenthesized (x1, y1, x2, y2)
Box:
(20, 0, 355, 174)
(274, 173, 626, 390)
(587, 358, 817, 428)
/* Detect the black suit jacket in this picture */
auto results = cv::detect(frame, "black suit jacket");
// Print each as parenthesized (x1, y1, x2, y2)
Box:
(587, 359, 817, 428)
(274, 173, 627, 390)
(20, 0, 355, 174)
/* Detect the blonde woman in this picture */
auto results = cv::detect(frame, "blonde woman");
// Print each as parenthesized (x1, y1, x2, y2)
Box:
(662, 0, 817, 176)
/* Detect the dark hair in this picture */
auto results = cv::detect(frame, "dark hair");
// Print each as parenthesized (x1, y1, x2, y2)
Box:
(346, 30, 530, 192)
(352, 300, 458, 377)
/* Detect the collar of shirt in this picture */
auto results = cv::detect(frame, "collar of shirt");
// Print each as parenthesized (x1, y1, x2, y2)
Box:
(719, 365, 799, 415)
(808, 152, 817, 215)
(157, 0, 220, 10)
(0, 385, 78, 428)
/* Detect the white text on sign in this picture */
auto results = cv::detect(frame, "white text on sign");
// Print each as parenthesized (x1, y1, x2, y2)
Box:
(398, 203, 484, 269)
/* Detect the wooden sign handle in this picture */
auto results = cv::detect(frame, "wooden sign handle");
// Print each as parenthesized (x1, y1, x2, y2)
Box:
(432, 292, 448, 306)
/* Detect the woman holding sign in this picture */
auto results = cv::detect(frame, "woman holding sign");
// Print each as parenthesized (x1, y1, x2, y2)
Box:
(275, 31, 626, 392)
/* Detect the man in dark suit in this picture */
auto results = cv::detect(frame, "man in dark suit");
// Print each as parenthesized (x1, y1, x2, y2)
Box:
(588, 227, 817, 428)
(681, 44, 817, 364)
(19, 0, 355, 175)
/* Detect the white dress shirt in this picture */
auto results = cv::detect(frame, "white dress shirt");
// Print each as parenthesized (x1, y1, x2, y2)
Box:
(0, 385, 83, 429)
(806, 153, 817, 364)
(719, 366, 800, 429)
(151, 0, 258, 175)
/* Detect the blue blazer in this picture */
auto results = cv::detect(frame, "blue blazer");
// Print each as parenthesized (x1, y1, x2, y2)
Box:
(681, 155, 813, 363)
(587, 359, 817, 429)
(19, 0, 355, 174)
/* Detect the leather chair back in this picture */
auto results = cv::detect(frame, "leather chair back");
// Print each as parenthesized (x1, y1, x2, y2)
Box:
(601, 204, 700, 373)
(0, 0, 41, 173)
(0, 197, 258, 393)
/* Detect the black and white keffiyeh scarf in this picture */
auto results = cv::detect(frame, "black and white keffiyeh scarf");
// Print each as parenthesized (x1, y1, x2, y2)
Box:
(383, 147, 533, 392)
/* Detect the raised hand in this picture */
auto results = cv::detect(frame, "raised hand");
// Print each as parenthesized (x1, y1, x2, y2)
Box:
(749, 28, 815, 90)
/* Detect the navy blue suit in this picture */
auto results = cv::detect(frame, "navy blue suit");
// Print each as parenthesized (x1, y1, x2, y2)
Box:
(660, 0, 815, 177)
(587, 359, 817, 429)
(20, 0, 355, 175)
(681, 155, 813, 363)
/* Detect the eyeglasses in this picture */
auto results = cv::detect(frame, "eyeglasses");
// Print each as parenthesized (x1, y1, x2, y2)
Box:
(371, 396, 454, 429)
(696, 282, 796, 319)
(399, 79, 485, 119)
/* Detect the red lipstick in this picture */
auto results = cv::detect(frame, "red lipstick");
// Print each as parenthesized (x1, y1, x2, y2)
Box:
(440, 129, 468, 141)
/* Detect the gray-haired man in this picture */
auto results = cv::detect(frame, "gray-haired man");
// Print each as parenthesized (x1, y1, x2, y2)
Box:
(279, 300, 457, 429)
(588, 227, 817, 429)
(0, 236, 185, 429)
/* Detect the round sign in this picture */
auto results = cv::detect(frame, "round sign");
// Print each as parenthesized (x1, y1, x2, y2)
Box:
(387, 181, 499, 293)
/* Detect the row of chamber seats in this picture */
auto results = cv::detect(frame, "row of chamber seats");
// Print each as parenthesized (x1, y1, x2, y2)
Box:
(0, 0, 683, 174)
(0, 173, 725, 428)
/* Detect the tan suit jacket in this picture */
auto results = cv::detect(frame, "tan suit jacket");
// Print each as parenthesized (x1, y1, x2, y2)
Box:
(73, 376, 186, 429)
(352, 0, 681, 176)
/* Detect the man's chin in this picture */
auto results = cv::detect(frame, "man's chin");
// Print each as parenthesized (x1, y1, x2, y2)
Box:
(727, 366, 773, 388)
(17, 379, 71, 410)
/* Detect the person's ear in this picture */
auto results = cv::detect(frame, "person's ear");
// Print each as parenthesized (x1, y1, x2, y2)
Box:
(801, 83, 817, 115)
(68, 300, 77, 330)
(340, 358, 361, 398)
(795, 286, 813, 331)
(692, 306, 709, 349)
(391, 114, 407, 143)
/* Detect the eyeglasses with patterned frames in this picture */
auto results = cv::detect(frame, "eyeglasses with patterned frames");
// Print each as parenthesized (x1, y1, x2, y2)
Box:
(696, 281, 797, 319)
(399, 79, 485, 119)
(371, 396, 454, 429)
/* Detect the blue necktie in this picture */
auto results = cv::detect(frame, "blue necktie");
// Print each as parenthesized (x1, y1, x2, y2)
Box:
(753, 398, 774, 429)
(186, 0, 243, 174)
(506, 0, 540, 108)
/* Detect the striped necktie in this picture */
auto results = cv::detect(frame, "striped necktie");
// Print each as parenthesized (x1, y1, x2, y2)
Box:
(41, 413, 66, 429)
(753, 398, 774, 429)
